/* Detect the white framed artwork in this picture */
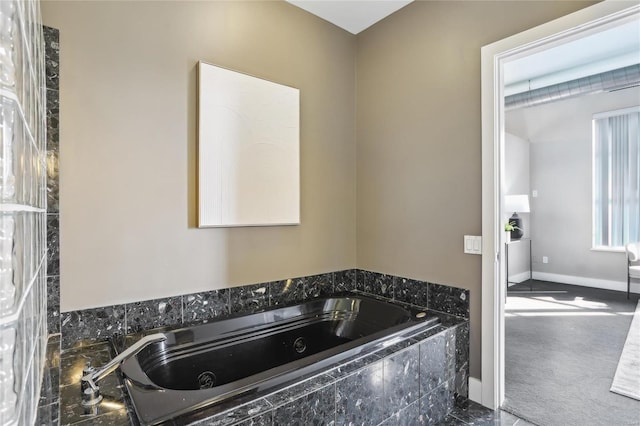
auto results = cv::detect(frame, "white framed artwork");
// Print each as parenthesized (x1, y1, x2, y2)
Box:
(197, 62, 300, 227)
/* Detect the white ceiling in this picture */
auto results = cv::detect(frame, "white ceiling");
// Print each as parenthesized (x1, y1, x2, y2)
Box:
(504, 19, 640, 96)
(286, 0, 413, 34)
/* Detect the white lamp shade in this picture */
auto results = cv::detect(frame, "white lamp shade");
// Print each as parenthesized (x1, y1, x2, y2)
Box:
(505, 194, 530, 213)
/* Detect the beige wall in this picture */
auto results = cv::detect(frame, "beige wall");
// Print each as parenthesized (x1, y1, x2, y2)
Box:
(355, 0, 597, 378)
(43, 0, 604, 381)
(41, 1, 357, 311)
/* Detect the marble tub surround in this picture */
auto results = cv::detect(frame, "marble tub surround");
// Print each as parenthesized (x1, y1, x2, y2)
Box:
(58, 314, 468, 426)
(60, 268, 469, 351)
(36, 335, 61, 426)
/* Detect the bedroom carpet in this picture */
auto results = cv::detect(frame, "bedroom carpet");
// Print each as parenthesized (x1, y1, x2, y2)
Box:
(503, 280, 640, 426)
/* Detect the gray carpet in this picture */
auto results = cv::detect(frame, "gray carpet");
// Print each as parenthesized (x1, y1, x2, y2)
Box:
(503, 280, 640, 426)
(611, 300, 640, 400)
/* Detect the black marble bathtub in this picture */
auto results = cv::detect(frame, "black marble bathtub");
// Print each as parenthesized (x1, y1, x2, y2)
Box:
(119, 293, 439, 425)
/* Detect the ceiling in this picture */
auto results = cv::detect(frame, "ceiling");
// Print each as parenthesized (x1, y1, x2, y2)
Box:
(504, 19, 640, 96)
(286, 0, 413, 34)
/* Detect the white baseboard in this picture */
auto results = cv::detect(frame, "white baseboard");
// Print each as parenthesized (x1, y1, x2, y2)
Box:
(468, 377, 482, 404)
(508, 271, 530, 284)
(532, 271, 640, 294)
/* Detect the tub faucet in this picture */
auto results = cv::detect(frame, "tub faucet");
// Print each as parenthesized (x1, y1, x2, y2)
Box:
(80, 333, 167, 407)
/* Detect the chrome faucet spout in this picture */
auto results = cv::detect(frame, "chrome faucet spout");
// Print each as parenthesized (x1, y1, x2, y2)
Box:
(80, 333, 167, 406)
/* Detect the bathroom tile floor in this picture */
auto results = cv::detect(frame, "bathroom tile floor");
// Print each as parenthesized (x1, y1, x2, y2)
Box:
(437, 399, 536, 425)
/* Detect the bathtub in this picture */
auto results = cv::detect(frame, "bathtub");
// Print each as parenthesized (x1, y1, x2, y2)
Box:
(119, 293, 440, 425)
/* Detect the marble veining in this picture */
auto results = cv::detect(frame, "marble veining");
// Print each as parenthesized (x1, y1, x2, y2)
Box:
(335, 360, 385, 425)
(428, 283, 470, 319)
(183, 289, 230, 325)
(273, 383, 335, 425)
(419, 332, 448, 396)
(189, 398, 273, 426)
(61, 306, 126, 349)
(334, 269, 356, 292)
(126, 297, 182, 333)
(47, 276, 60, 334)
(47, 214, 60, 276)
(382, 345, 420, 417)
(419, 378, 454, 425)
(395, 277, 429, 307)
(43, 26, 60, 90)
(268, 279, 304, 307)
(360, 270, 394, 298)
(303, 272, 333, 298)
(230, 283, 269, 314)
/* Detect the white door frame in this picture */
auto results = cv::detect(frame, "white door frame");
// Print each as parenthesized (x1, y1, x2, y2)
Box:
(480, 0, 640, 410)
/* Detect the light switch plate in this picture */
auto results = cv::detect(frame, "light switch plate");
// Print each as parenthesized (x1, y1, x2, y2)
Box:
(464, 235, 482, 255)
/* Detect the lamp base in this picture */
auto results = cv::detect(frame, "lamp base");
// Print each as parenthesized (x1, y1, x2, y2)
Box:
(510, 213, 523, 240)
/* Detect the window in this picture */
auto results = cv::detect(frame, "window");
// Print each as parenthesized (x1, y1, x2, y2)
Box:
(593, 106, 640, 248)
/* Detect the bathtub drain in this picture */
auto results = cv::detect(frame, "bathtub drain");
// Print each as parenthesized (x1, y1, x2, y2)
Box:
(198, 371, 216, 389)
(294, 337, 307, 354)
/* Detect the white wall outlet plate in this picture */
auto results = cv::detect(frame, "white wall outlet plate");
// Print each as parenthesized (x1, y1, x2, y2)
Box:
(464, 235, 482, 255)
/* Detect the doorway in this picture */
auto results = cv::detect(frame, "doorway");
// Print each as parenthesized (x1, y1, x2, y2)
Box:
(480, 0, 640, 412)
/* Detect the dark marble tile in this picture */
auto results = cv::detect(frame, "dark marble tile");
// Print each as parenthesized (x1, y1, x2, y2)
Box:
(43, 26, 59, 90)
(229, 283, 269, 314)
(35, 401, 59, 426)
(265, 373, 335, 409)
(334, 269, 355, 292)
(126, 296, 182, 333)
(304, 272, 334, 299)
(236, 413, 272, 425)
(419, 332, 448, 397)
(380, 399, 420, 426)
(59, 343, 113, 387)
(47, 214, 59, 276)
(435, 415, 468, 425)
(269, 279, 303, 307)
(39, 339, 60, 406)
(183, 289, 230, 324)
(273, 383, 335, 425)
(61, 305, 126, 349)
(395, 277, 429, 307)
(47, 275, 60, 334)
(64, 408, 131, 425)
(454, 323, 470, 398)
(361, 270, 394, 298)
(47, 150, 59, 212)
(335, 360, 385, 425)
(59, 376, 127, 425)
(190, 398, 273, 426)
(448, 399, 502, 425)
(428, 283, 469, 319)
(328, 352, 383, 380)
(46, 88, 59, 152)
(419, 379, 454, 425)
(383, 345, 420, 417)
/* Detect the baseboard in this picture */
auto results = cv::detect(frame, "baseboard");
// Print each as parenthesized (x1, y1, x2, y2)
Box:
(508, 271, 530, 284)
(532, 271, 640, 294)
(468, 377, 482, 404)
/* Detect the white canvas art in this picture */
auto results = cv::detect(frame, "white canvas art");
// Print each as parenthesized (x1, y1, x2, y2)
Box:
(197, 62, 300, 227)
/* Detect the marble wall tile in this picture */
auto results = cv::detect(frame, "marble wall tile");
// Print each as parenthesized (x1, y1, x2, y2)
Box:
(303, 272, 333, 298)
(183, 289, 230, 325)
(46, 149, 59, 212)
(191, 398, 273, 426)
(418, 379, 454, 425)
(236, 413, 272, 426)
(454, 323, 469, 398)
(47, 276, 60, 334)
(126, 297, 182, 333)
(43, 26, 59, 90)
(35, 401, 59, 426)
(230, 283, 269, 314)
(60, 305, 126, 349)
(334, 269, 356, 292)
(336, 361, 385, 425)
(273, 383, 335, 425)
(361, 270, 394, 298)
(379, 399, 420, 426)
(419, 332, 447, 397)
(395, 277, 428, 307)
(46, 88, 59, 152)
(427, 283, 469, 318)
(269, 279, 303, 307)
(383, 345, 420, 417)
(46, 214, 59, 276)
(264, 373, 335, 409)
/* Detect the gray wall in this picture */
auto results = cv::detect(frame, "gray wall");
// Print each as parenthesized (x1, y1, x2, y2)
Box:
(41, 1, 357, 312)
(355, 0, 596, 379)
(506, 87, 640, 285)
(505, 133, 531, 281)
